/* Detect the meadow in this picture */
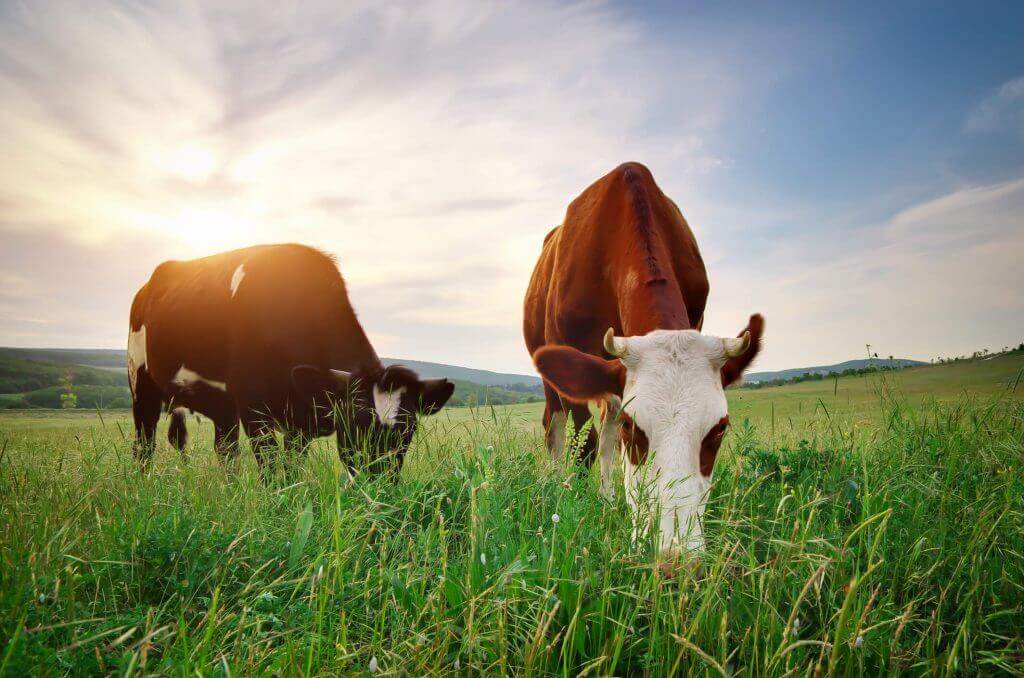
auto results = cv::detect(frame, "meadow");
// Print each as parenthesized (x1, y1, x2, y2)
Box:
(1, 353, 1022, 675)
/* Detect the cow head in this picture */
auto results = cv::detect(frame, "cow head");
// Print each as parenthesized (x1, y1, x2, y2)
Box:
(290, 364, 454, 472)
(533, 314, 763, 558)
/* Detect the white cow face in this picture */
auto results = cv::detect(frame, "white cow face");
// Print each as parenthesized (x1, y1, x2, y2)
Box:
(533, 317, 761, 561)
(608, 330, 743, 555)
(291, 364, 455, 473)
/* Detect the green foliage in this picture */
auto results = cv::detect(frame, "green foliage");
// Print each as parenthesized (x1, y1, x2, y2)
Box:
(58, 374, 77, 410)
(1, 390, 1022, 674)
(0, 385, 131, 410)
(0, 354, 126, 393)
(746, 363, 906, 389)
(448, 379, 543, 407)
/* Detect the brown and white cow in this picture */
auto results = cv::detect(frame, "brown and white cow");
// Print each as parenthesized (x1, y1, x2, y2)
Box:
(524, 162, 763, 557)
(128, 243, 454, 475)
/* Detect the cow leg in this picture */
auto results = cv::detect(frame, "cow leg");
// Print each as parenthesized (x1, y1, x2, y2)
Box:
(565, 402, 598, 466)
(598, 396, 622, 498)
(241, 412, 278, 481)
(542, 382, 567, 461)
(131, 369, 163, 465)
(167, 407, 189, 456)
(281, 429, 310, 476)
(214, 419, 241, 465)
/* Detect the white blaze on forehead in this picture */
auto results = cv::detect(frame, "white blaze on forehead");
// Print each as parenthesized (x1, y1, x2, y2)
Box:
(230, 264, 246, 297)
(127, 325, 147, 393)
(373, 385, 406, 426)
(173, 366, 227, 392)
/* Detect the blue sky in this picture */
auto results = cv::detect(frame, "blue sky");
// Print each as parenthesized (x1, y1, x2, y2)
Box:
(0, 1, 1022, 374)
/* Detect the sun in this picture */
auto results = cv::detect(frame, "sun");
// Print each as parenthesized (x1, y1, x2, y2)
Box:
(170, 205, 252, 253)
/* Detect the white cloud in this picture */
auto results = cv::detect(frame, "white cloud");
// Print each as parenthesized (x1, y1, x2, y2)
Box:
(3, 2, 1019, 376)
(0, 0, 738, 372)
(702, 177, 1024, 369)
(965, 76, 1024, 139)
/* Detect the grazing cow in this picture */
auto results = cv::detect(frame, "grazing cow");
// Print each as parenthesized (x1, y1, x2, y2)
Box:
(523, 162, 764, 557)
(128, 243, 454, 475)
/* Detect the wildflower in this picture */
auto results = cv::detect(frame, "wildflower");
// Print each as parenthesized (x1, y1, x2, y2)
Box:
(37, 593, 45, 603)
(792, 617, 800, 636)
(260, 591, 277, 602)
(480, 552, 487, 565)
(454, 657, 461, 670)
(368, 656, 379, 673)
(854, 635, 864, 648)
(551, 513, 560, 524)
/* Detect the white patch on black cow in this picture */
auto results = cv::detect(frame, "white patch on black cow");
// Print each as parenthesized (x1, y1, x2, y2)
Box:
(372, 385, 405, 426)
(127, 325, 147, 394)
(230, 264, 246, 297)
(173, 366, 227, 392)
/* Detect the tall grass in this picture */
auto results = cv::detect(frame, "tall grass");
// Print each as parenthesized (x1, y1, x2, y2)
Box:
(1, 395, 1022, 675)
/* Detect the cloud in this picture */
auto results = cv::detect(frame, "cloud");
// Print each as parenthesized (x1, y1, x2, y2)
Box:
(4, 2, 1016, 375)
(702, 177, 1024, 368)
(965, 76, 1024, 139)
(0, 0, 739, 372)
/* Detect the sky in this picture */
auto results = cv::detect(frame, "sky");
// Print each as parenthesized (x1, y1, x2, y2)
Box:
(1, 1, 1022, 375)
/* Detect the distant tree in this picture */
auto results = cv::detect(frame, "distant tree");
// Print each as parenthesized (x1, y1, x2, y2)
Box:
(59, 373, 77, 409)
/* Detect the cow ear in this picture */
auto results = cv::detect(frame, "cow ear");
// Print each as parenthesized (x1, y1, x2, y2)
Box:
(721, 314, 764, 387)
(291, 365, 352, 402)
(533, 345, 625, 403)
(418, 378, 455, 415)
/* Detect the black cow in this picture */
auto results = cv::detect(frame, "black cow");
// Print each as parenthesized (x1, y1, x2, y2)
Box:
(128, 243, 454, 474)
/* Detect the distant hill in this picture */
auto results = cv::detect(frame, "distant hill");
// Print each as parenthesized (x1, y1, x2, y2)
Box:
(745, 358, 926, 384)
(0, 347, 935, 409)
(0, 347, 542, 409)
(0, 347, 541, 387)
(381, 358, 540, 387)
(1, 347, 126, 370)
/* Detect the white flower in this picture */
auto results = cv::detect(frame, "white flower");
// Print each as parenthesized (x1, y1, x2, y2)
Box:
(480, 552, 487, 565)
(854, 634, 864, 648)
(368, 656, 379, 673)
(551, 513, 560, 524)
(792, 617, 800, 636)
(454, 657, 461, 670)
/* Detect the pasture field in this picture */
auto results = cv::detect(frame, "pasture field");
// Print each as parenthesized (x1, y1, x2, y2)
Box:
(1, 355, 1023, 675)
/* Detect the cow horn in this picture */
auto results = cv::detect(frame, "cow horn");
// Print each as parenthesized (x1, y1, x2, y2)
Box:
(604, 328, 628, 358)
(723, 331, 751, 358)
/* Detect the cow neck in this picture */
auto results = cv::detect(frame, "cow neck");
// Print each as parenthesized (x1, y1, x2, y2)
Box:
(331, 314, 381, 374)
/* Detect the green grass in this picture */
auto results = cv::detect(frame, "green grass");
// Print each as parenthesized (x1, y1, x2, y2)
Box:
(1, 358, 1023, 675)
